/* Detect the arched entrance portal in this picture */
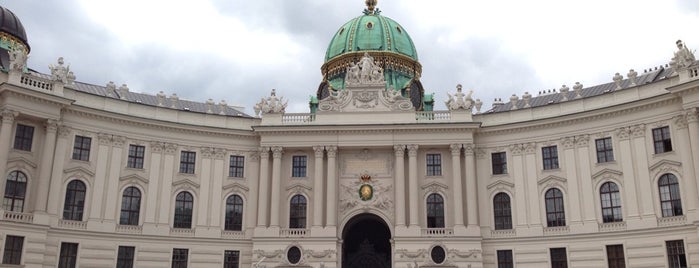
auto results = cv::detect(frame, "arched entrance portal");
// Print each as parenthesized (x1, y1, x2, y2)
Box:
(341, 213, 391, 268)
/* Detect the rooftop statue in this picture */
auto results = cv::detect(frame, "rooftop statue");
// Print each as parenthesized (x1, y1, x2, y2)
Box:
(254, 89, 288, 116)
(345, 53, 386, 86)
(7, 46, 26, 72)
(670, 40, 696, 70)
(445, 84, 474, 111)
(49, 57, 71, 84)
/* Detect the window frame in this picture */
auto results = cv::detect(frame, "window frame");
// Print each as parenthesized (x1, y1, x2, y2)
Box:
(291, 155, 307, 178)
(652, 126, 673, 154)
(666, 240, 687, 268)
(58, 242, 79, 268)
(491, 152, 507, 175)
(595, 137, 614, 163)
(174, 192, 194, 228)
(225, 194, 244, 231)
(493, 193, 512, 230)
(426, 193, 445, 228)
(62, 180, 86, 221)
(659, 174, 683, 217)
(549, 247, 568, 268)
(545, 188, 566, 227)
(289, 194, 307, 229)
(127, 144, 145, 169)
(600, 182, 623, 223)
(541, 145, 559, 170)
(3, 170, 27, 212)
(496, 249, 513, 268)
(117, 246, 136, 268)
(426, 153, 442, 176)
(72, 135, 92, 161)
(119, 186, 142, 226)
(179, 151, 196, 174)
(224, 250, 240, 268)
(606, 244, 626, 268)
(2, 235, 24, 265)
(13, 124, 34, 151)
(229, 155, 245, 178)
(171, 248, 189, 268)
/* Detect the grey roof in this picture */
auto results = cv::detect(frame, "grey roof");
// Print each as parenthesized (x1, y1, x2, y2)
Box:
(485, 66, 676, 113)
(31, 71, 252, 118)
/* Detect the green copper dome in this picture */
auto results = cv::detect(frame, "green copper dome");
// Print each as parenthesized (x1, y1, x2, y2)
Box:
(325, 13, 417, 62)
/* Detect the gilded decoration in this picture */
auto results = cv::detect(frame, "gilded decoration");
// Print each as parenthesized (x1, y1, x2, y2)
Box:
(359, 174, 373, 201)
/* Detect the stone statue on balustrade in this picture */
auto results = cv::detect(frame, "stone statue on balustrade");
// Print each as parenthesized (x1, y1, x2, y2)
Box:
(7, 46, 27, 72)
(49, 57, 71, 84)
(670, 40, 696, 70)
(445, 84, 474, 111)
(254, 89, 288, 116)
(345, 52, 386, 86)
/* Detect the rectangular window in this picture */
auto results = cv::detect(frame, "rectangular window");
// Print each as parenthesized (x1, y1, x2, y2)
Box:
(13, 124, 34, 151)
(172, 248, 188, 268)
(492, 152, 507, 175)
(542, 146, 559, 170)
(550, 248, 568, 268)
(666, 240, 687, 268)
(496, 250, 513, 268)
(127, 145, 145, 169)
(72, 136, 92, 161)
(653, 126, 673, 154)
(2, 235, 24, 265)
(117, 246, 135, 268)
(606, 244, 625, 268)
(426, 153, 442, 176)
(58, 242, 78, 268)
(292, 155, 307, 177)
(224, 250, 240, 268)
(179, 151, 196, 174)
(596, 137, 614, 163)
(229, 155, 245, 178)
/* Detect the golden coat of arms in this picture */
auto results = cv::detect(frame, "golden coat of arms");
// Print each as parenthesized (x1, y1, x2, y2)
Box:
(358, 174, 373, 201)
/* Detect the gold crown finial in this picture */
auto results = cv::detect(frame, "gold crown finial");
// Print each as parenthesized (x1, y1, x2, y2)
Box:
(365, 0, 377, 11)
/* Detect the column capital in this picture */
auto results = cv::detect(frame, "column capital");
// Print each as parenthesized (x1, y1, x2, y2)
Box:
(686, 108, 699, 123)
(112, 135, 126, 147)
(164, 143, 178, 154)
(561, 136, 575, 149)
(313, 146, 325, 157)
(150, 141, 164, 153)
(575, 134, 589, 148)
(214, 148, 226, 159)
(510, 144, 523, 155)
(201, 147, 214, 158)
(463, 143, 475, 156)
(449, 144, 462, 156)
(615, 127, 631, 140)
(271, 146, 283, 158)
(45, 119, 59, 133)
(631, 124, 646, 138)
(248, 151, 260, 161)
(259, 146, 270, 158)
(407, 144, 418, 157)
(326, 145, 337, 158)
(98, 133, 112, 145)
(393, 144, 405, 157)
(523, 142, 536, 154)
(1, 109, 18, 123)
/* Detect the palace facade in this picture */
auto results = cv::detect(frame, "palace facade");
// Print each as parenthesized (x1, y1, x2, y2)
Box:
(1, 2, 699, 268)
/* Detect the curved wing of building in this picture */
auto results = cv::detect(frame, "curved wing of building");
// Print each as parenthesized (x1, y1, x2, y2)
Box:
(1, 2, 699, 268)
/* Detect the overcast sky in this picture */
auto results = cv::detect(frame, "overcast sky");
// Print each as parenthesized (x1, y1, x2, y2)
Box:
(4, 0, 699, 114)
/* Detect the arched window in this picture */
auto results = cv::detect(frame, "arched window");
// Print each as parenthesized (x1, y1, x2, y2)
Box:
(600, 182, 622, 223)
(63, 180, 86, 221)
(225, 195, 244, 231)
(426, 193, 445, 228)
(174, 192, 194, 228)
(3, 171, 27, 212)
(659, 174, 683, 217)
(289, 195, 307, 229)
(545, 188, 565, 227)
(493, 193, 512, 230)
(119, 187, 141, 225)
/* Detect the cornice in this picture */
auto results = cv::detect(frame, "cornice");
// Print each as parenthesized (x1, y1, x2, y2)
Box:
(254, 122, 480, 136)
(63, 106, 257, 140)
(475, 95, 680, 136)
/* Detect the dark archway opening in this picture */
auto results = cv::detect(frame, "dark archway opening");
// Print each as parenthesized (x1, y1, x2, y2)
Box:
(342, 213, 391, 268)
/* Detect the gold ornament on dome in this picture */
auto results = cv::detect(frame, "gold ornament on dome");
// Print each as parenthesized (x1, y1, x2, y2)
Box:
(365, 0, 377, 12)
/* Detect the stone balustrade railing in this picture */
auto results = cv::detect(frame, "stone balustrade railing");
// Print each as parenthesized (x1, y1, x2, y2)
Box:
(2, 210, 33, 223)
(543, 226, 570, 236)
(20, 75, 54, 92)
(58, 219, 87, 230)
(279, 228, 308, 237)
(421, 228, 454, 237)
(490, 229, 516, 238)
(657, 215, 687, 227)
(221, 230, 246, 239)
(598, 221, 627, 232)
(282, 113, 315, 124)
(416, 111, 451, 121)
(116, 224, 143, 234)
(170, 227, 195, 236)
